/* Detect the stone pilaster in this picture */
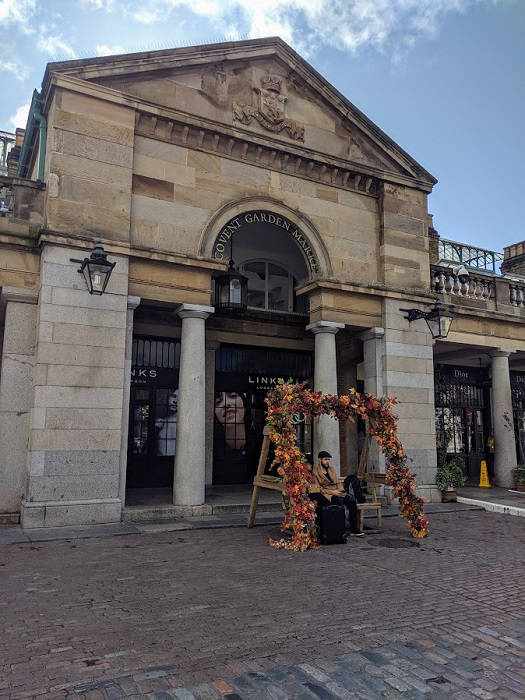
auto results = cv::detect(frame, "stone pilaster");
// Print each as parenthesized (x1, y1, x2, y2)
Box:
(119, 296, 141, 504)
(491, 351, 518, 488)
(21, 244, 130, 528)
(381, 300, 440, 502)
(0, 287, 38, 514)
(173, 304, 214, 506)
(307, 320, 344, 473)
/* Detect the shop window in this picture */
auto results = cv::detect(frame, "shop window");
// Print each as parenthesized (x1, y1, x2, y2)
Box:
(241, 260, 304, 313)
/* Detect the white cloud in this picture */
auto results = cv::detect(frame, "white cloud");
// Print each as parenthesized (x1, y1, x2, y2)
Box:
(95, 43, 126, 56)
(117, 0, 494, 56)
(0, 59, 29, 80)
(132, 7, 161, 24)
(80, 0, 115, 8)
(9, 100, 30, 130)
(0, 0, 35, 24)
(0, 0, 36, 33)
(37, 34, 77, 60)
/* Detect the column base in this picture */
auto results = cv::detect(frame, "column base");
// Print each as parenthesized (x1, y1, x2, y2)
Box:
(386, 485, 442, 504)
(21, 498, 122, 529)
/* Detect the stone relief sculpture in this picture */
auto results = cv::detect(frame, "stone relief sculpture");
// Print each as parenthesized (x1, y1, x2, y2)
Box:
(233, 74, 305, 141)
(201, 66, 229, 106)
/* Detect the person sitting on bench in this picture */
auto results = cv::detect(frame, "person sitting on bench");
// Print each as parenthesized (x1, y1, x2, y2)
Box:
(309, 451, 363, 536)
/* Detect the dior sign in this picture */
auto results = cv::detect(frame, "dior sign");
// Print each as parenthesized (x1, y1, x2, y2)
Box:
(212, 210, 319, 274)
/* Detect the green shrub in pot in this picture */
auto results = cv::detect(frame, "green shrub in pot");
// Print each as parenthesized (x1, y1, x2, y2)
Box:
(436, 457, 466, 492)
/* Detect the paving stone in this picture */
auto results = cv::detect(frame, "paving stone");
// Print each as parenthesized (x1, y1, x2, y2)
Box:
(0, 510, 523, 698)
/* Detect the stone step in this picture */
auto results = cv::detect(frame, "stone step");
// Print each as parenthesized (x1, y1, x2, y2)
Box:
(123, 500, 283, 523)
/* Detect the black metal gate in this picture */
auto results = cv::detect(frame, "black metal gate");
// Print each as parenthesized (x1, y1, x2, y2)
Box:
(511, 372, 525, 464)
(127, 337, 180, 489)
(434, 365, 491, 484)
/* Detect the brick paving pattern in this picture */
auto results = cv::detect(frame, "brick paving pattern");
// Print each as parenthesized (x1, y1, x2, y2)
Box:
(0, 509, 524, 698)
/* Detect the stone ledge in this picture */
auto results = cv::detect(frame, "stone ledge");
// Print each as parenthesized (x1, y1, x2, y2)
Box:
(21, 498, 122, 529)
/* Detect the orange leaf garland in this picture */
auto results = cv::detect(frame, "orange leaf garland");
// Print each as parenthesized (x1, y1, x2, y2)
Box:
(265, 383, 429, 551)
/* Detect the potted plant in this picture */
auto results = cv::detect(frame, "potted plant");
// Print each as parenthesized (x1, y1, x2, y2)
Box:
(512, 465, 525, 492)
(436, 457, 466, 502)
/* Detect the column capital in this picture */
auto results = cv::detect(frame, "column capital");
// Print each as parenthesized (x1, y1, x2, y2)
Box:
(360, 327, 385, 342)
(177, 303, 214, 321)
(127, 295, 141, 310)
(0, 286, 38, 307)
(491, 349, 514, 359)
(306, 320, 344, 335)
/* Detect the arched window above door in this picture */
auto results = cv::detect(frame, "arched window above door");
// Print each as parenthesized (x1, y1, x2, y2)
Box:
(241, 259, 306, 314)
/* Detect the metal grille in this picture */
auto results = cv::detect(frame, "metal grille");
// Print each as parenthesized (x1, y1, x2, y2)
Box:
(132, 337, 180, 369)
(216, 344, 312, 378)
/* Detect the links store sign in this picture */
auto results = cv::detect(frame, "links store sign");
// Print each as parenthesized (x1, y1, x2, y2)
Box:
(212, 210, 319, 274)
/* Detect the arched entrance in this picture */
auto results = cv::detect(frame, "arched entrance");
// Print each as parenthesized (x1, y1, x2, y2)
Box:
(199, 197, 332, 279)
(202, 201, 329, 486)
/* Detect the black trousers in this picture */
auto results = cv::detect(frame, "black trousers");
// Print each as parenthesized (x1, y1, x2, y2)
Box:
(309, 492, 359, 533)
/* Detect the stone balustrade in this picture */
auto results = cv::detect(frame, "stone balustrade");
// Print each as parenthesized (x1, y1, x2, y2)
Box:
(431, 265, 495, 301)
(0, 175, 45, 225)
(509, 282, 525, 308)
(431, 264, 525, 313)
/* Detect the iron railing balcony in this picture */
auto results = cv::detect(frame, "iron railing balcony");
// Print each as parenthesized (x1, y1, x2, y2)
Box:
(437, 237, 504, 275)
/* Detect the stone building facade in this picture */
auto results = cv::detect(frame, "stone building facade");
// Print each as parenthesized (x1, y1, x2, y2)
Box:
(1, 38, 524, 528)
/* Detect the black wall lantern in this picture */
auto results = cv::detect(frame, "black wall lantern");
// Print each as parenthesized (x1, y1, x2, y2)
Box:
(401, 302, 455, 340)
(215, 231, 247, 313)
(71, 243, 116, 295)
(215, 259, 248, 312)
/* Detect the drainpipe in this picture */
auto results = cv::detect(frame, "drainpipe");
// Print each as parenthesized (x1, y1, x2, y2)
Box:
(17, 90, 46, 181)
(33, 95, 46, 183)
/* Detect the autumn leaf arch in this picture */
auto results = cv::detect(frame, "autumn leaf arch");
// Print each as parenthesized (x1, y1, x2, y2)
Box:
(265, 383, 429, 551)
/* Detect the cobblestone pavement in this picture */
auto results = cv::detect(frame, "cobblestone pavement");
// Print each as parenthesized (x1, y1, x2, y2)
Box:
(1, 509, 524, 699)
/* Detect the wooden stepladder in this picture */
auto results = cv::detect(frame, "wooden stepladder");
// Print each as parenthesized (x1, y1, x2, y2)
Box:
(248, 426, 283, 527)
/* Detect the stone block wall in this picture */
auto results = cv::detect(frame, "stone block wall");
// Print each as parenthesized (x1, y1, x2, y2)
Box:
(382, 299, 439, 501)
(131, 134, 380, 287)
(21, 245, 130, 528)
(0, 288, 38, 514)
(46, 89, 135, 241)
(380, 183, 431, 292)
(361, 303, 439, 501)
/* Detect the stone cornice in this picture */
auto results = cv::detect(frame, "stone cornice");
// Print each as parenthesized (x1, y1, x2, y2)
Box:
(135, 109, 382, 198)
(36, 230, 226, 273)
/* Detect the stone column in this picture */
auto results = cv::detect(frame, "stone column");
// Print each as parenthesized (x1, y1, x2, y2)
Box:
(492, 351, 517, 488)
(306, 320, 344, 472)
(0, 287, 38, 515)
(360, 327, 386, 473)
(173, 304, 214, 506)
(119, 296, 141, 504)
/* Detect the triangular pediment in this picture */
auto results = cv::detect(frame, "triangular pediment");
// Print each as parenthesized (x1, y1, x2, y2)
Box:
(44, 38, 436, 188)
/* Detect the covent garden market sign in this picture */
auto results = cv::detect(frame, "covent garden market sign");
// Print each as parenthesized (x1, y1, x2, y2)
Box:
(212, 210, 320, 274)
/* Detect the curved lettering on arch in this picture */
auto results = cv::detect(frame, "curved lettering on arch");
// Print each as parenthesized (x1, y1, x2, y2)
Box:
(212, 209, 320, 275)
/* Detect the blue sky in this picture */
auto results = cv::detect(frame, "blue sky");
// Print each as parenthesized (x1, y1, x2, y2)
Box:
(1, 0, 523, 251)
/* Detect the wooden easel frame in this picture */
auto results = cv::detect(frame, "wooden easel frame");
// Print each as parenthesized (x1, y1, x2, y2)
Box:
(248, 426, 283, 527)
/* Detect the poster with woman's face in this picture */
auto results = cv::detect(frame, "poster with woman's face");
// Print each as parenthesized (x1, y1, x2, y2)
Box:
(214, 391, 247, 450)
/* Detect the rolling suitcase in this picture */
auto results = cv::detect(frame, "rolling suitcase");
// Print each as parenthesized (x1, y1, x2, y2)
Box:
(319, 504, 346, 545)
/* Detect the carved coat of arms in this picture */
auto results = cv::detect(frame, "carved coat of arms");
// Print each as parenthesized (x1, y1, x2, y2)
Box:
(233, 75, 304, 141)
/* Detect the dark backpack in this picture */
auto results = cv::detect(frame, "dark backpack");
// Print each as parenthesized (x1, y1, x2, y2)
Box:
(319, 504, 346, 545)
